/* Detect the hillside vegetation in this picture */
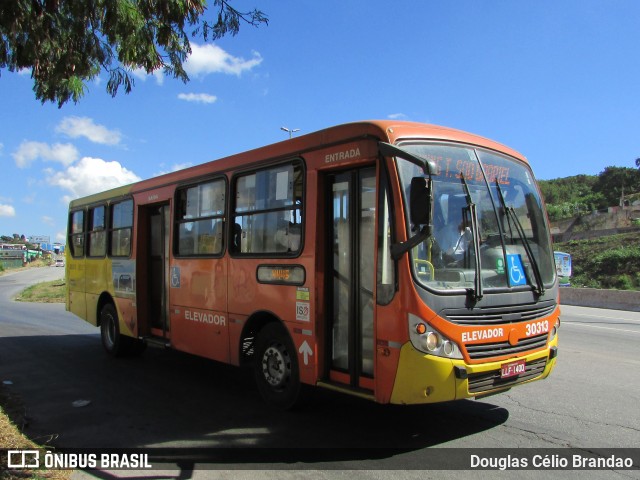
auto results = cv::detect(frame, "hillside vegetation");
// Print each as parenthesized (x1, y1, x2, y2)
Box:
(539, 166, 640, 220)
(555, 232, 640, 290)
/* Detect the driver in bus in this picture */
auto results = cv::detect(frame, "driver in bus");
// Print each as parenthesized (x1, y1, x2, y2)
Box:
(446, 222, 472, 263)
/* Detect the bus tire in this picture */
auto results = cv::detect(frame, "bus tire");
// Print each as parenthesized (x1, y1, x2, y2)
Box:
(100, 303, 125, 357)
(254, 322, 301, 410)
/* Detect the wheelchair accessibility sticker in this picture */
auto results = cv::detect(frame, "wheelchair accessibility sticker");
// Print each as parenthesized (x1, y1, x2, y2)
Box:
(507, 254, 527, 287)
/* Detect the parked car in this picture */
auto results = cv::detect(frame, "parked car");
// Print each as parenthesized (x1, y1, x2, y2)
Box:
(55, 259, 65, 267)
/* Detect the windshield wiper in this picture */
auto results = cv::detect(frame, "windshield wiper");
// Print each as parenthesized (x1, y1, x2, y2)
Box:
(460, 173, 483, 301)
(495, 180, 545, 295)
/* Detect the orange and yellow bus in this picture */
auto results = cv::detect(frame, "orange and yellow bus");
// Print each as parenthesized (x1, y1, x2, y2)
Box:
(66, 120, 559, 409)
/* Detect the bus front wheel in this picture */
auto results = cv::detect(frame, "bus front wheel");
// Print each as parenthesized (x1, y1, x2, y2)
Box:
(254, 322, 301, 410)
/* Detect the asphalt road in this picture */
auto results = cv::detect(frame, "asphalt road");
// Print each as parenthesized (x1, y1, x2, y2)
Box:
(0, 267, 638, 479)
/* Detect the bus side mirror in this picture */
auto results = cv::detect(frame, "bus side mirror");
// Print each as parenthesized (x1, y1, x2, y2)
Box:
(410, 177, 433, 228)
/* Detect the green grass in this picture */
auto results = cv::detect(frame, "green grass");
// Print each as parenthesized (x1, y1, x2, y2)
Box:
(14, 280, 66, 303)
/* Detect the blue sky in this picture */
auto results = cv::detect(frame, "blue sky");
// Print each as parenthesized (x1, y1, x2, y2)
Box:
(1, 1, 639, 243)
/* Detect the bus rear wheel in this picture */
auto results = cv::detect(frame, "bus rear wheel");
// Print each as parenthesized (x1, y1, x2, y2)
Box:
(100, 303, 123, 356)
(254, 322, 301, 410)
(99, 303, 145, 356)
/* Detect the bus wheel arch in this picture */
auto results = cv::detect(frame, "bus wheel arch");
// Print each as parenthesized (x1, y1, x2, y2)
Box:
(242, 313, 301, 410)
(96, 292, 114, 328)
(239, 311, 277, 367)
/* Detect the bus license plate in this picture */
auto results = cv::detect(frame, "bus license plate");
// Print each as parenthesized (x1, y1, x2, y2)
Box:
(501, 360, 526, 379)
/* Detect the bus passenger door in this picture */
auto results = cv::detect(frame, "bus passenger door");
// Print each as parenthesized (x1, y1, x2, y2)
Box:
(138, 203, 171, 340)
(326, 167, 376, 390)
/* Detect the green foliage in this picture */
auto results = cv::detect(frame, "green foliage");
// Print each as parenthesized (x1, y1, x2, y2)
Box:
(539, 174, 597, 205)
(540, 168, 640, 221)
(555, 232, 640, 290)
(0, 0, 268, 107)
(539, 175, 605, 220)
(593, 166, 640, 207)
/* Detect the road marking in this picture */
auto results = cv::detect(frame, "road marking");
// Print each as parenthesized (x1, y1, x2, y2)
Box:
(568, 313, 640, 324)
(562, 321, 640, 335)
(561, 306, 640, 324)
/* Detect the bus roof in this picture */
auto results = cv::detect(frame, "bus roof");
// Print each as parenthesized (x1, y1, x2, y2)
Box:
(68, 120, 527, 208)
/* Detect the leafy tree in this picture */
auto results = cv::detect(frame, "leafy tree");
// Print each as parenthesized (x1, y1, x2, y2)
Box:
(538, 174, 597, 205)
(0, 0, 267, 107)
(593, 166, 640, 206)
(541, 166, 640, 220)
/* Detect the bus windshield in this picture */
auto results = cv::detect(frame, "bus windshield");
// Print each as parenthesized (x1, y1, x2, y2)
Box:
(396, 142, 555, 294)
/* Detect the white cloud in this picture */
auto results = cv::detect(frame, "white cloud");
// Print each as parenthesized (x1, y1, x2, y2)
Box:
(388, 113, 408, 120)
(13, 141, 79, 168)
(0, 204, 16, 217)
(48, 156, 141, 199)
(126, 44, 261, 85)
(42, 216, 55, 226)
(177, 93, 218, 104)
(154, 162, 193, 177)
(55, 231, 66, 243)
(184, 43, 262, 77)
(56, 117, 122, 145)
(131, 68, 165, 86)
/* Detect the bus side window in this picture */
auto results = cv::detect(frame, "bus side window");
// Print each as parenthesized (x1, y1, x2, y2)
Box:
(377, 178, 395, 305)
(109, 199, 133, 257)
(175, 178, 226, 257)
(232, 161, 303, 256)
(88, 205, 106, 257)
(69, 210, 85, 257)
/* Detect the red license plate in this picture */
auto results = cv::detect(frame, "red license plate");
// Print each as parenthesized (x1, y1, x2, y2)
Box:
(501, 359, 526, 379)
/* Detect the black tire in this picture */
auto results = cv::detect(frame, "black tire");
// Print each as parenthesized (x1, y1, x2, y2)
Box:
(99, 303, 146, 357)
(254, 322, 301, 410)
(100, 303, 124, 356)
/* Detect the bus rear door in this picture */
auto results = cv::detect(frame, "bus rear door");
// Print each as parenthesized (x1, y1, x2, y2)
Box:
(136, 202, 171, 342)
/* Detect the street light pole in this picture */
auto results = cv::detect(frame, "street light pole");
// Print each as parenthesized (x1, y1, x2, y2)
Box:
(280, 127, 300, 139)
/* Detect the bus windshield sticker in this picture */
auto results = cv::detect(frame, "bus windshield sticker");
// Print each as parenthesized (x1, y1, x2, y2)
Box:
(507, 254, 527, 287)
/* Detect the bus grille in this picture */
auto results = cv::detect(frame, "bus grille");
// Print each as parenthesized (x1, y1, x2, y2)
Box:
(442, 300, 556, 326)
(465, 333, 548, 360)
(468, 357, 548, 394)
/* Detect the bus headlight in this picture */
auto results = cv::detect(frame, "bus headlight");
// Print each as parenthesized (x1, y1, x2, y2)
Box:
(410, 313, 463, 359)
(425, 332, 440, 351)
(443, 340, 454, 356)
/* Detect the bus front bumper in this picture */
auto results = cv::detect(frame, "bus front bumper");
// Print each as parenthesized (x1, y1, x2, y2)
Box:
(389, 336, 558, 405)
